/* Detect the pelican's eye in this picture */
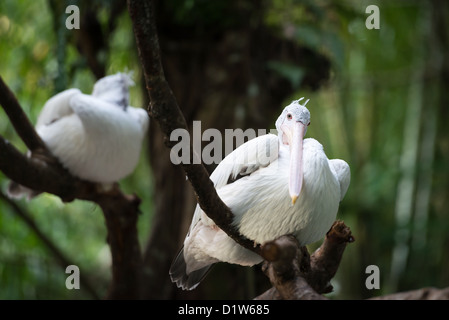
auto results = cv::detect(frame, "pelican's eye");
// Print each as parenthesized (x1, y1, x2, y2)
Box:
(307, 121, 311, 126)
(287, 113, 292, 120)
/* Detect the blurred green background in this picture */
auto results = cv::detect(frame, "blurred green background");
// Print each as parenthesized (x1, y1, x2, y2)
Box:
(0, 0, 448, 299)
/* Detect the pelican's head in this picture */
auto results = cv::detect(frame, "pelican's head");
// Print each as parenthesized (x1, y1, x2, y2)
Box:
(275, 98, 311, 205)
(92, 72, 135, 110)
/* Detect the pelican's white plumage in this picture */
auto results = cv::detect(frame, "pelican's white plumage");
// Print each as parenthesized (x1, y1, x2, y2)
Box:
(170, 98, 350, 290)
(7, 73, 149, 198)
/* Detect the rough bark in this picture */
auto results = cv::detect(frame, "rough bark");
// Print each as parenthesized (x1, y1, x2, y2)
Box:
(0, 77, 46, 153)
(259, 235, 327, 300)
(255, 221, 354, 300)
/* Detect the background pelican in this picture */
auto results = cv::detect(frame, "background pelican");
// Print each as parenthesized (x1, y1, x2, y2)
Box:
(7, 73, 149, 199)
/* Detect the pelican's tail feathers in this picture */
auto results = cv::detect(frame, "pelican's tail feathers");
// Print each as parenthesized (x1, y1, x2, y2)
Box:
(169, 246, 213, 291)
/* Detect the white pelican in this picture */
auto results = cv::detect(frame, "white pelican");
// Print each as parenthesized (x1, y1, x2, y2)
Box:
(7, 72, 149, 199)
(170, 98, 350, 290)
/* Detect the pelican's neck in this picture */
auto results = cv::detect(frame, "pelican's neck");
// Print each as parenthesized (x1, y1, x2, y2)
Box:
(278, 142, 291, 159)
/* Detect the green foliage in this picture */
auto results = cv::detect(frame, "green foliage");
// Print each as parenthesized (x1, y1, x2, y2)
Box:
(0, 194, 109, 299)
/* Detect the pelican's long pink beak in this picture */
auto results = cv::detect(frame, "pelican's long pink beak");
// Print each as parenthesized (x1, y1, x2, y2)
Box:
(283, 122, 305, 205)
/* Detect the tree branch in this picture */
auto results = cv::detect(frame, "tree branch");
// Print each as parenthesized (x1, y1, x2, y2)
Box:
(255, 221, 354, 300)
(370, 287, 449, 300)
(259, 235, 327, 300)
(127, 0, 262, 255)
(0, 134, 90, 202)
(0, 76, 47, 153)
(94, 188, 143, 299)
(308, 220, 355, 293)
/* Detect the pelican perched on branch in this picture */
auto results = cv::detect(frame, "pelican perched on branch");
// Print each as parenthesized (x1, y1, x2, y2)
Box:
(170, 98, 350, 290)
(7, 73, 149, 199)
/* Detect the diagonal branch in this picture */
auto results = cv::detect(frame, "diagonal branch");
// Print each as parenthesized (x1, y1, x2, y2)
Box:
(0, 76, 48, 153)
(127, 0, 262, 256)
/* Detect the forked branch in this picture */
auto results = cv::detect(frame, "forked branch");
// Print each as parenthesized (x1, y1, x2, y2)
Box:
(256, 220, 354, 300)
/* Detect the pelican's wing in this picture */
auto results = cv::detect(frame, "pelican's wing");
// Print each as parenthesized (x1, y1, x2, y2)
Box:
(173, 134, 280, 289)
(210, 133, 279, 189)
(127, 106, 150, 134)
(187, 133, 279, 233)
(9, 88, 81, 201)
(329, 159, 351, 201)
(35, 89, 81, 130)
(68, 93, 130, 130)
